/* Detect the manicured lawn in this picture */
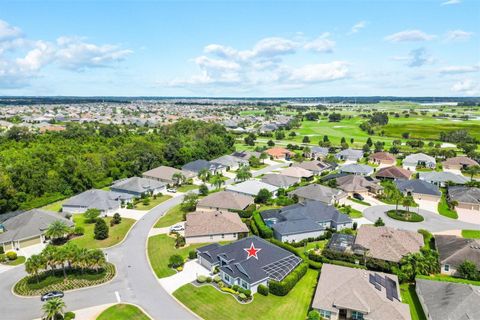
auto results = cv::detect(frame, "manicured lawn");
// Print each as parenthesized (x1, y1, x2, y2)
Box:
(417, 274, 480, 286)
(154, 204, 185, 228)
(70, 214, 135, 249)
(97, 304, 150, 320)
(438, 191, 458, 219)
(386, 210, 424, 222)
(400, 283, 427, 320)
(147, 234, 208, 278)
(339, 206, 363, 218)
(257, 204, 282, 212)
(295, 240, 327, 255)
(251, 163, 269, 170)
(134, 195, 172, 210)
(0, 255, 26, 266)
(462, 230, 480, 239)
(173, 269, 319, 320)
(177, 184, 199, 192)
(348, 197, 371, 206)
(41, 199, 66, 212)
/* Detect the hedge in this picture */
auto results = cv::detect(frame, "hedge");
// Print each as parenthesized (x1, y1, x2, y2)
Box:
(269, 262, 308, 296)
(249, 219, 259, 236)
(258, 284, 269, 296)
(311, 250, 394, 272)
(252, 211, 273, 238)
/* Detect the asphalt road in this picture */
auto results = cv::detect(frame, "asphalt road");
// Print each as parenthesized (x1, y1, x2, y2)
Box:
(0, 162, 289, 320)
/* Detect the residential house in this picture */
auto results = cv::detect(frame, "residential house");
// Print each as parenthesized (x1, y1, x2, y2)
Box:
(110, 177, 166, 197)
(231, 150, 261, 161)
(261, 174, 299, 188)
(326, 233, 355, 253)
(312, 264, 411, 320)
(369, 151, 396, 166)
(265, 147, 294, 160)
(226, 180, 279, 198)
(181, 159, 226, 175)
(288, 184, 347, 205)
(435, 235, 480, 275)
(395, 179, 442, 202)
(335, 149, 363, 162)
(261, 201, 352, 242)
(62, 189, 121, 215)
(419, 171, 469, 187)
(448, 186, 480, 212)
(184, 211, 249, 244)
(416, 278, 480, 320)
(354, 226, 423, 263)
(339, 163, 374, 176)
(0, 209, 73, 251)
(292, 160, 331, 175)
(279, 166, 314, 179)
(376, 166, 412, 180)
(403, 153, 436, 171)
(196, 191, 254, 212)
(306, 146, 329, 160)
(336, 175, 383, 196)
(197, 236, 302, 293)
(142, 165, 195, 184)
(442, 156, 479, 171)
(210, 155, 249, 171)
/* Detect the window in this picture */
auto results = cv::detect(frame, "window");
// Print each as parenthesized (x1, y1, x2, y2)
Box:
(444, 264, 450, 272)
(352, 311, 364, 320)
(224, 274, 230, 282)
(221, 234, 225, 239)
(319, 310, 331, 319)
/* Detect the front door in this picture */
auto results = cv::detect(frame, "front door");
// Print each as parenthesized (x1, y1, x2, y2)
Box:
(339, 309, 347, 320)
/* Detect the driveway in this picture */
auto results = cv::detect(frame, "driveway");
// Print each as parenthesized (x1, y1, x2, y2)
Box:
(416, 199, 439, 213)
(116, 208, 148, 220)
(363, 205, 480, 232)
(159, 260, 210, 294)
(457, 208, 480, 224)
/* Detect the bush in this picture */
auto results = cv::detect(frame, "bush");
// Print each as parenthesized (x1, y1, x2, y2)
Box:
(269, 262, 308, 296)
(112, 213, 122, 225)
(84, 208, 101, 224)
(238, 293, 247, 301)
(188, 250, 197, 259)
(258, 284, 269, 296)
(94, 219, 109, 240)
(249, 219, 259, 236)
(213, 275, 221, 283)
(197, 275, 207, 283)
(199, 184, 209, 196)
(175, 235, 186, 248)
(220, 287, 237, 294)
(176, 266, 183, 271)
(206, 277, 212, 283)
(64, 311, 76, 320)
(253, 211, 273, 238)
(6, 251, 17, 260)
(307, 310, 321, 320)
(73, 226, 84, 236)
(126, 203, 134, 209)
(142, 198, 150, 206)
(169, 254, 184, 268)
(0, 246, 4, 255)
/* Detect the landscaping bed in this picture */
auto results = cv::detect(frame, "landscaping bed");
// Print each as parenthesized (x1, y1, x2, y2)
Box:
(386, 210, 424, 222)
(0, 255, 26, 266)
(96, 303, 150, 320)
(14, 262, 116, 296)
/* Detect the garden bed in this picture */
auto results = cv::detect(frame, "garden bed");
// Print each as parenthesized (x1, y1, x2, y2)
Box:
(14, 263, 116, 296)
(386, 210, 424, 222)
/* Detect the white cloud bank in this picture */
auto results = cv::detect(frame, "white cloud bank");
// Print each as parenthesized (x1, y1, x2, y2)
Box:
(451, 79, 480, 95)
(385, 29, 436, 42)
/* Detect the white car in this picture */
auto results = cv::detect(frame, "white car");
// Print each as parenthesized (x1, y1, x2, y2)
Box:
(167, 188, 177, 193)
(170, 224, 184, 232)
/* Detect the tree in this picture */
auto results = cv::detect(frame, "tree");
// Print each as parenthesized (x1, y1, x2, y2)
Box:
(210, 173, 225, 190)
(169, 254, 184, 268)
(236, 166, 252, 182)
(42, 298, 66, 320)
(289, 131, 296, 137)
(275, 131, 285, 140)
(255, 188, 272, 204)
(94, 219, 109, 240)
(259, 152, 268, 164)
(267, 140, 275, 147)
(25, 254, 45, 284)
(84, 208, 101, 224)
(199, 184, 209, 196)
(402, 196, 415, 219)
(87, 249, 106, 272)
(302, 136, 310, 143)
(249, 156, 261, 168)
(112, 212, 122, 225)
(458, 260, 478, 280)
(172, 172, 186, 186)
(464, 165, 480, 180)
(181, 192, 198, 212)
(374, 217, 385, 227)
(45, 220, 70, 243)
(328, 113, 341, 122)
(244, 134, 256, 146)
(198, 168, 210, 183)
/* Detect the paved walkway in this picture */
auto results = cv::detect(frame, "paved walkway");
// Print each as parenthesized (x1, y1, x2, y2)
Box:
(159, 260, 210, 294)
(363, 205, 480, 232)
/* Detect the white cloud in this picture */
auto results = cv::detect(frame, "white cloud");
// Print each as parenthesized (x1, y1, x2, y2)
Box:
(251, 37, 298, 57)
(348, 21, 367, 34)
(451, 79, 480, 95)
(444, 30, 473, 42)
(385, 30, 436, 42)
(304, 33, 335, 53)
(441, 0, 461, 5)
(0, 19, 22, 41)
(439, 64, 480, 74)
(288, 61, 349, 83)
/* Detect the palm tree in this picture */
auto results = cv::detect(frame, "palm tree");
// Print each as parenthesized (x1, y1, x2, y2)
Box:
(45, 220, 70, 243)
(172, 172, 186, 186)
(402, 196, 415, 219)
(25, 254, 45, 284)
(210, 173, 225, 190)
(464, 165, 480, 180)
(198, 168, 210, 183)
(391, 189, 404, 213)
(87, 249, 106, 273)
(42, 297, 66, 320)
(42, 245, 59, 274)
(62, 242, 79, 269)
(236, 166, 252, 182)
(75, 247, 89, 274)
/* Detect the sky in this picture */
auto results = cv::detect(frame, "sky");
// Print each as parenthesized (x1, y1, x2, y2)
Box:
(0, 0, 479, 97)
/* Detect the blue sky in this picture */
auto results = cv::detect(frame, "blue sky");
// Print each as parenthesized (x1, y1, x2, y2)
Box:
(0, 0, 479, 96)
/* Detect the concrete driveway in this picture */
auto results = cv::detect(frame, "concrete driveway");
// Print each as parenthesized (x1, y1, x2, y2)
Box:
(116, 208, 148, 220)
(416, 199, 439, 213)
(457, 208, 480, 224)
(363, 205, 480, 232)
(159, 260, 210, 294)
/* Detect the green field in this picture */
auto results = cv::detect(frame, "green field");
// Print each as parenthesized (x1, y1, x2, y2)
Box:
(97, 304, 150, 320)
(173, 269, 318, 320)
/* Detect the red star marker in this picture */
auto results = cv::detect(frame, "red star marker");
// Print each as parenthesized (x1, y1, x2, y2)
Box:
(244, 242, 261, 260)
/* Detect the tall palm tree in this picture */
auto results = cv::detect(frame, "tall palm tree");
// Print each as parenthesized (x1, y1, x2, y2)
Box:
(74, 247, 89, 274)
(25, 254, 45, 284)
(198, 168, 210, 183)
(210, 173, 225, 190)
(172, 172, 186, 186)
(62, 242, 79, 269)
(87, 249, 106, 273)
(45, 221, 70, 243)
(236, 166, 252, 182)
(402, 196, 415, 219)
(42, 297, 66, 320)
(464, 165, 480, 180)
(42, 245, 59, 274)
(391, 189, 403, 213)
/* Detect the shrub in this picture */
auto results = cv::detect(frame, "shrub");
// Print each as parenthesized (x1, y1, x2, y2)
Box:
(238, 293, 247, 301)
(73, 226, 84, 236)
(126, 203, 134, 209)
(232, 284, 240, 292)
(213, 275, 221, 283)
(64, 311, 76, 320)
(269, 262, 308, 296)
(307, 310, 321, 320)
(112, 213, 122, 225)
(94, 219, 109, 240)
(175, 235, 186, 248)
(169, 254, 184, 268)
(199, 184, 209, 196)
(253, 212, 273, 238)
(220, 287, 237, 294)
(249, 219, 259, 236)
(257, 284, 269, 296)
(176, 266, 183, 272)
(0, 247, 4, 254)
(243, 289, 251, 297)
(142, 198, 150, 206)
(197, 275, 207, 283)
(188, 250, 197, 259)
(84, 208, 101, 223)
(206, 277, 212, 283)
(6, 251, 17, 260)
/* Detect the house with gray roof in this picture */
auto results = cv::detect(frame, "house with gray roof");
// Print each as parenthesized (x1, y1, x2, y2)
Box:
(403, 153, 436, 170)
(416, 279, 480, 320)
(0, 209, 73, 251)
(292, 160, 331, 175)
(261, 174, 299, 188)
(312, 264, 411, 320)
(210, 155, 248, 171)
(260, 201, 352, 242)
(226, 180, 278, 198)
(142, 165, 195, 184)
(197, 236, 302, 293)
(307, 146, 329, 160)
(110, 177, 166, 197)
(181, 159, 226, 175)
(62, 189, 121, 215)
(288, 184, 347, 205)
(231, 150, 261, 161)
(335, 149, 363, 162)
(419, 171, 469, 187)
(197, 191, 254, 212)
(395, 179, 441, 202)
(448, 186, 480, 212)
(339, 163, 374, 176)
(435, 235, 480, 275)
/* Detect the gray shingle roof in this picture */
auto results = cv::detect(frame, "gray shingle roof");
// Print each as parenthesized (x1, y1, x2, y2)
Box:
(395, 179, 441, 196)
(226, 180, 278, 196)
(111, 177, 166, 194)
(419, 171, 469, 185)
(63, 189, 121, 212)
(403, 153, 436, 165)
(335, 148, 364, 160)
(142, 165, 195, 182)
(448, 186, 480, 204)
(210, 155, 248, 168)
(435, 235, 480, 269)
(197, 191, 254, 210)
(185, 211, 249, 238)
(261, 174, 299, 188)
(181, 159, 225, 173)
(288, 184, 346, 204)
(339, 163, 374, 175)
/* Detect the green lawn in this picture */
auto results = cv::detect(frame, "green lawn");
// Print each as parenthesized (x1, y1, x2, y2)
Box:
(0, 256, 26, 266)
(70, 214, 135, 249)
(348, 197, 371, 206)
(295, 240, 327, 255)
(339, 206, 363, 218)
(386, 210, 424, 222)
(462, 230, 480, 239)
(400, 283, 427, 320)
(147, 234, 208, 278)
(97, 304, 150, 320)
(417, 274, 480, 286)
(173, 269, 318, 320)
(154, 204, 185, 228)
(134, 195, 172, 210)
(41, 199, 66, 212)
(177, 184, 199, 192)
(438, 191, 458, 219)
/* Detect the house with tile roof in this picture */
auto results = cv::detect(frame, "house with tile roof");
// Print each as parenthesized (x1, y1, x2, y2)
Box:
(265, 147, 294, 160)
(288, 184, 347, 205)
(336, 175, 383, 196)
(442, 156, 479, 171)
(376, 166, 412, 180)
(369, 151, 396, 166)
(196, 191, 254, 212)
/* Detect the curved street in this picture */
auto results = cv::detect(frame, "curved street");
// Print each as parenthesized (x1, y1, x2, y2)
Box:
(0, 162, 288, 320)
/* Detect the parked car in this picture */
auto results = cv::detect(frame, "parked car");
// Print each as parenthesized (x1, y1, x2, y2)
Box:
(170, 224, 184, 232)
(41, 291, 64, 301)
(353, 193, 364, 201)
(167, 188, 177, 193)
